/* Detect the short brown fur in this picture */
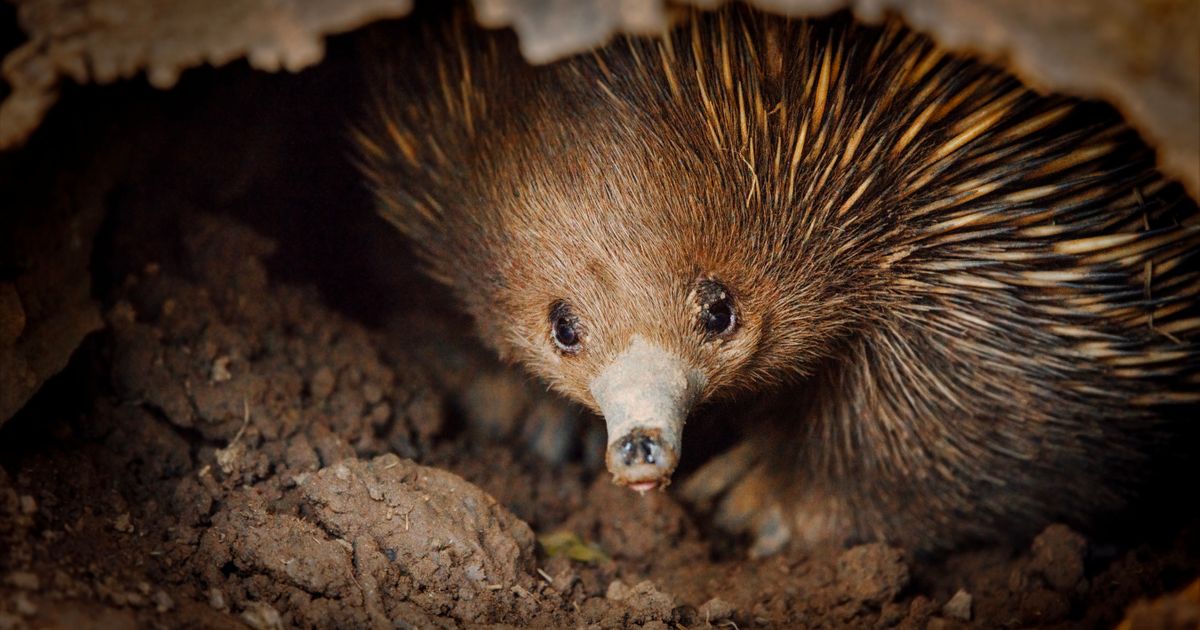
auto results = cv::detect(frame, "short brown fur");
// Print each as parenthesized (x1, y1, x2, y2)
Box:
(357, 7, 1199, 552)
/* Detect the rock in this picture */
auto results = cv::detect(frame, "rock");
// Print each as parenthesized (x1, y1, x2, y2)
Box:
(835, 543, 910, 605)
(606, 579, 676, 621)
(4, 572, 39, 590)
(1029, 524, 1087, 592)
(300, 455, 536, 620)
(698, 597, 735, 622)
(943, 589, 972, 621)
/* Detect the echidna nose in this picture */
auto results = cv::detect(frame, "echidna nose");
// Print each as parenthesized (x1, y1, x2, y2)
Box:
(590, 335, 706, 494)
(606, 428, 676, 494)
(616, 431, 664, 467)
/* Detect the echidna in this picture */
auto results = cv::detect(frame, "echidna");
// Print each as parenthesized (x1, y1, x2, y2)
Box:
(355, 6, 1200, 554)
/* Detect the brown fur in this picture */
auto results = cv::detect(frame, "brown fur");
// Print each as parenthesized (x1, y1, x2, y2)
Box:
(356, 6, 1199, 552)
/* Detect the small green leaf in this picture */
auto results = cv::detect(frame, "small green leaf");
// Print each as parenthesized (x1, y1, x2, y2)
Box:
(537, 530, 610, 564)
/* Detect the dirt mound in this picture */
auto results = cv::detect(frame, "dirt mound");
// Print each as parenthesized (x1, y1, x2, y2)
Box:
(0, 214, 1197, 628)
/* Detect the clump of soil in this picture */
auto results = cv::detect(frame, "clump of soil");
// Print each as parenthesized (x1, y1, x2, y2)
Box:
(1, 212, 1198, 628)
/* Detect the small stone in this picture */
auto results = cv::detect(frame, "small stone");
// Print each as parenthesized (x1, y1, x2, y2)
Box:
(311, 367, 336, 400)
(215, 442, 245, 476)
(943, 589, 972, 621)
(698, 597, 735, 622)
(369, 402, 391, 425)
(284, 437, 320, 472)
(18, 495, 36, 515)
(605, 579, 630, 601)
(208, 587, 227, 611)
(606, 580, 676, 620)
(1029, 524, 1087, 592)
(835, 543, 911, 605)
(5, 571, 39, 590)
(13, 592, 36, 617)
(114, 513, 134, 533)
(363, 382, 383, 404)
(241, 601, 283, 630)
(153, 590, 175, 613)
(210, 356, 232, 382)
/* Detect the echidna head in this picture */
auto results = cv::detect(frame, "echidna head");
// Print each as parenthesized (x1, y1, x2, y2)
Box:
(364, 48, 870, 495)
(450, 132, 858, 493)
(541, 272, 764, 493)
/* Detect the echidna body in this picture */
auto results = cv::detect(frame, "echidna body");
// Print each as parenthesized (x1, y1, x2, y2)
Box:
(357, 7, 1200, 554)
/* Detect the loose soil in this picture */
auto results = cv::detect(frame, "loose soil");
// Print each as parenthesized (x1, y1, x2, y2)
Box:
(1, 211, 1197, 628)
(1, 30, 1198, 629)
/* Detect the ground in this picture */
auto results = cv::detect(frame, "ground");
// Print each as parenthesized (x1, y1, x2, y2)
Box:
(0, 33, 1198, 628)
(0, 209, 1197, 629)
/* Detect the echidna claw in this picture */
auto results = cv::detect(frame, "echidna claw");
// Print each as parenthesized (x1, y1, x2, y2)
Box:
(681, 442, 795, 556)
(680, 441, 757, 506)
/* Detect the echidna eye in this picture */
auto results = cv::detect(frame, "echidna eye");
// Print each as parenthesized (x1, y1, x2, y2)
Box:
(549, 301, 583, 354)
(704, 299, 734, 335)
(696, 279, 737, 339)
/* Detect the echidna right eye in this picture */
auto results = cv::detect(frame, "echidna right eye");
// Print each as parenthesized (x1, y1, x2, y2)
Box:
(549, 301, 583, 354)
(695, 278, 737, 339)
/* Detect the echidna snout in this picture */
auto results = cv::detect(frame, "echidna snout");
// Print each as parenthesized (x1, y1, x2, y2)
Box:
(590, 335, 706, 492)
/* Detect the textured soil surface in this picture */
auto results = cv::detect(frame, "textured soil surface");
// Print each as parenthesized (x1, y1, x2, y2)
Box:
(0, 211, 1197, 629)
(1, 26, 1199, 628)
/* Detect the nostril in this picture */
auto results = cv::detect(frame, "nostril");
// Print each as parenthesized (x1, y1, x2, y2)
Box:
(639, 437, 657, 465)
(617, 435, 637, 466)
(616, 433, 664, 467)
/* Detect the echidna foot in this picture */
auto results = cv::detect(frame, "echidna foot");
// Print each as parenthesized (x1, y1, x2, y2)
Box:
(680, 441, 756, 504)
(681, 442, 793, 557)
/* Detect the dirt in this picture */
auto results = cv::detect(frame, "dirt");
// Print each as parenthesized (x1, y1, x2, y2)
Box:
(0, 20, 1197, 627)
(0, 209, 1195, 629)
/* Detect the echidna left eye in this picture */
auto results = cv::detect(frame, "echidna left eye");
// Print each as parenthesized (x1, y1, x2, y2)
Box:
(696, 279, 737, 339)
(704, 299, 734, 335)
(549, 301, 584, 354)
